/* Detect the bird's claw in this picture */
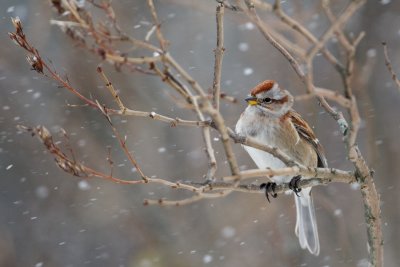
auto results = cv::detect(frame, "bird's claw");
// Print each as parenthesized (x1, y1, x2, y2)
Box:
(289, 175, 302, 196)
(260, 182, 278, 203)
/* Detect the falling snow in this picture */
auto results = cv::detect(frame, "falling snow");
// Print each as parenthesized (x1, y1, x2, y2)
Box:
(350, 182, 361, 190)
(375, 140, 383, 145)
(78, 180, 91, 191)
(203, 254, 213, 264)
(243, 68, 253, 76)
(77, 139, 86, 147)
(7, 6, 15, 13)
(367, 49, 377, 58)
(1, 2, 396, 266)
(239, 22, 255, 30)
(244, 22, 255, 30)
(334, 209, 343, 217)
(32, 92, 41, 99)
(221, 226, 236, 238)
(35, 186, 49, 199)
(238, 42, 249, 52)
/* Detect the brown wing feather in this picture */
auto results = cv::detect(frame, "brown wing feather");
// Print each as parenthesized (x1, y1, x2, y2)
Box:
(289, 111, 328, 168)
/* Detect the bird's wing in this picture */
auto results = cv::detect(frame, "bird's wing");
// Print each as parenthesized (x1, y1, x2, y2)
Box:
(289, 111, 328, 168)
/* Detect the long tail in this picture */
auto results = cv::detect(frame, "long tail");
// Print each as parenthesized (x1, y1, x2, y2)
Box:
(294, 187, 320, 255)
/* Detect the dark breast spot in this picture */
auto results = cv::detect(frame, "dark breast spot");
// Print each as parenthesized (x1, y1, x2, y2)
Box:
(247, 128, 258, 137)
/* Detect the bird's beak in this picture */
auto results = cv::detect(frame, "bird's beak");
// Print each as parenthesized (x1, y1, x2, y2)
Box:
(245, 96, 258, 106)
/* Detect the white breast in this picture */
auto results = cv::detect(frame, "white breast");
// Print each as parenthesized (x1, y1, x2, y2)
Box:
(242, 144, 289, 184)
(236, 106, 292, 184)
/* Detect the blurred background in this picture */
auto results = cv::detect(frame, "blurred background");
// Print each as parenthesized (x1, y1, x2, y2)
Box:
(1, 0, 399, 266)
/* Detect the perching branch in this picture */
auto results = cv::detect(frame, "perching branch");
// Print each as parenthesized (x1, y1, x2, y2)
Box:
(17, 124, 356, 208)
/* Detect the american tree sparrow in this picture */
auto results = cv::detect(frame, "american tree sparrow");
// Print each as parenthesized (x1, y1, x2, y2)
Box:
(235, 80, 327, 255)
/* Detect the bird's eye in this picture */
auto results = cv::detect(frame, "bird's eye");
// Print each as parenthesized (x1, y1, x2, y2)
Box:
(262, 97, 272, 103)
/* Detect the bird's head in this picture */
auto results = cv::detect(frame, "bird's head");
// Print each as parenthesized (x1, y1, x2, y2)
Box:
(245, 80, 294, 117)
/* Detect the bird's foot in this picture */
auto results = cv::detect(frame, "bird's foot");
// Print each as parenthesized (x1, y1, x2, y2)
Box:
(260, 182, 278, 203)
(289, 175, 302, 196)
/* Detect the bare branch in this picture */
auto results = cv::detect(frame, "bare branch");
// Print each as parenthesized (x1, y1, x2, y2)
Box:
(242, 0, 306, 79)
(295, 87, 352, 108)
(147, 0, 168, 51)
(164, 54, 241, 177)
(212, 3, 225, 110)
(97, 66, 126, 112)
(306, 0, 366, 60)
(105, 53, 162, 65)
(273, 0, 345, 72)
(349, 146, 383, 267)
(382, 42, 400, 91)
(226, 128, 303, 168)
(144, 167, 356, 206)
(223, 166, 355, 183)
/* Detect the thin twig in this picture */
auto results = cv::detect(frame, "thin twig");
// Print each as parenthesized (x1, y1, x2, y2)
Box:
(105, 53, 162, 65)
(96, 101, 148, 181)
(306, 0, 366, 60)
(295, 87, 352, 108)
(243, 0, 305, 79)
(212, 3, 225, 110)
(321, 0, 364, 146)
(382, 42, 400, 91)
(226, 128, 302, 167)
(322, 0, 353, 52)
(97, 66, 126, 112)
(147, 0, 168, 51)
(164, 54, 241, 177)
(273, 0, 345, 73)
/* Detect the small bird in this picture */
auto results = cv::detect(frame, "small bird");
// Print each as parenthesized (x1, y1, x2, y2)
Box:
(235, 80, 327, 255)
